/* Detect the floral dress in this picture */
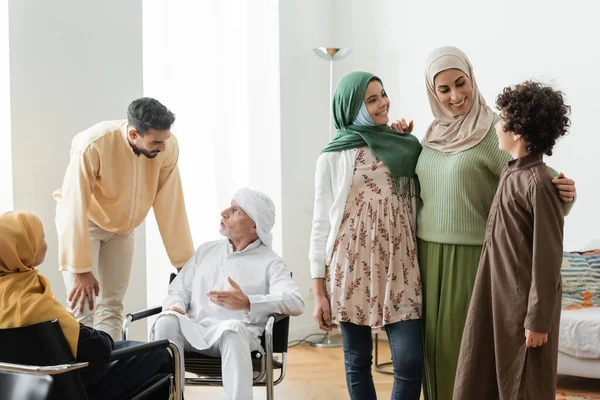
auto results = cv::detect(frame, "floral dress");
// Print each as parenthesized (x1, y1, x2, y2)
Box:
(326, 146, 422, 328)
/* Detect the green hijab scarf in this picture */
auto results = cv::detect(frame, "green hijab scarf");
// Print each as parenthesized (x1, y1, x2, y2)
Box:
(323, 71, 422, 180)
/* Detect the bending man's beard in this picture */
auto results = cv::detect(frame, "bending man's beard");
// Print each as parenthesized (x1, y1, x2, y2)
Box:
(131, 143, 160, 158)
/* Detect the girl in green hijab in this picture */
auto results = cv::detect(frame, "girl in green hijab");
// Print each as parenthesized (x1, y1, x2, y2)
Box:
(309, 71, 423, 400)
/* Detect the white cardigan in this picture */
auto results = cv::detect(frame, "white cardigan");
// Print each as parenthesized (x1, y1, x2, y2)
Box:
(309, 149, 358, 279)
(309, 148, 420, 279)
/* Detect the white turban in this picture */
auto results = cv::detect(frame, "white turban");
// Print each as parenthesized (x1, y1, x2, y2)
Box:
(232, 188, 275, 248)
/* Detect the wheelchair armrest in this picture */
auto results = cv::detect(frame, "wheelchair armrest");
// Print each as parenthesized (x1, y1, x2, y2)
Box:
(127, 306, 163, 322)
(0, 361, 89, 375)
(264, 314, 290, 354)
(263, 314, 290, 393)
(101, 339, 172, 362)
(122, 306, 162, 340)
(268, 313, 289, 324)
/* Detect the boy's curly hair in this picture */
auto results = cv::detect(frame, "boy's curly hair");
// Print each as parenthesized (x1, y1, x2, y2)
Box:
(495, 81, 570, 156)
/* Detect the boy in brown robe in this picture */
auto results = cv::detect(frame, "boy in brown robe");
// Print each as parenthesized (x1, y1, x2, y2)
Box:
(453, 81, 571, 400)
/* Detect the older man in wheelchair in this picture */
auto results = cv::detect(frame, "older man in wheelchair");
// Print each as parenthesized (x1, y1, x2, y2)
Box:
(149, 188, 305, 400)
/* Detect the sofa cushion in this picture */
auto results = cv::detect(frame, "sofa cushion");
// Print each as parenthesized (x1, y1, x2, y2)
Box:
(561, 250, 600, 310)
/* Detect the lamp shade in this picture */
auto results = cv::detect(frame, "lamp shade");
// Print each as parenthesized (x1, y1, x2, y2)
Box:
(313, 47, 351, 62)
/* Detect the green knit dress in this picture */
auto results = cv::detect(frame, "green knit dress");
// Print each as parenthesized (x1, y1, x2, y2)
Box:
(416, 114, 572, 400)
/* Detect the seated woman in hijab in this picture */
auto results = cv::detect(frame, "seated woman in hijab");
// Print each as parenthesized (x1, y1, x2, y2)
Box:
(0, 211, 173, 400)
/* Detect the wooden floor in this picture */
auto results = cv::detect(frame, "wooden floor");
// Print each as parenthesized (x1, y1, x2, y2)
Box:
(185, 339, 600, 399)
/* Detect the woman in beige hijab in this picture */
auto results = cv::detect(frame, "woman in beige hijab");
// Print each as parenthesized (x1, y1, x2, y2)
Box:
(408, 46, 577, 400)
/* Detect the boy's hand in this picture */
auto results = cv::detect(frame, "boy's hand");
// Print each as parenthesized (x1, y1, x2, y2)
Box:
(525, 329, 548, 348)
(389, 118, 414, 133)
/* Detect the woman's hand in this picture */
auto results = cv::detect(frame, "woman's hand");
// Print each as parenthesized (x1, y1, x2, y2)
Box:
(552, 172, 576, 203)
(313, 294, 334, 331)
(389, 118, 414, 133)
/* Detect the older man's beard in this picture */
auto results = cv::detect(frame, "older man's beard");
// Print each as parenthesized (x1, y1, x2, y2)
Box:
(219, 228, 249, 241)
(131, 143, 160, 159)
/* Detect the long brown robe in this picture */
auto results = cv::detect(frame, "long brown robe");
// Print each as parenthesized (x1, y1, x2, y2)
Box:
(453, 153, 564, 400)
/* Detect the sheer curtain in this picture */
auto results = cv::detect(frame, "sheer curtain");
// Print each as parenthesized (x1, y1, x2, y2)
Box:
(142, 1, 281, 312)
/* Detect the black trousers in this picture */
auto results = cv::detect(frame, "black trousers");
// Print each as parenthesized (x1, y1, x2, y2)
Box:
(80, 340, 173, 400)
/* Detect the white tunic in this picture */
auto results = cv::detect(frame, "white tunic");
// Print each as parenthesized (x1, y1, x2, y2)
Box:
(152, 239, 304, 350)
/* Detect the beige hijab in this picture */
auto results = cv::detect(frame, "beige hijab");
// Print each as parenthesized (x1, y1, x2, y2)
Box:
(423, 46, 495, 154)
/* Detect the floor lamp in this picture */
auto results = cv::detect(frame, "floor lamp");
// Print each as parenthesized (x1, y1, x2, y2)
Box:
(313, 47, 351, 140)
(311, 47, 350, 348)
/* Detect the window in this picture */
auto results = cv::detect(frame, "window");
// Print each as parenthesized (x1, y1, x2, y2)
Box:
(143, 1, 281, 307)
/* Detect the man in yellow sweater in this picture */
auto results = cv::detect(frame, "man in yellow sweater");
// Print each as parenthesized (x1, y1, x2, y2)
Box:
(54, 97, 194, 340)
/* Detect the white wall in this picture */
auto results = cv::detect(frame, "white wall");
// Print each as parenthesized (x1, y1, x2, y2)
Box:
(279, 0, 338, 339)
(0, 0, 12, 212)
(279, 0, 600, 340)
(8, 0, 148, 340)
